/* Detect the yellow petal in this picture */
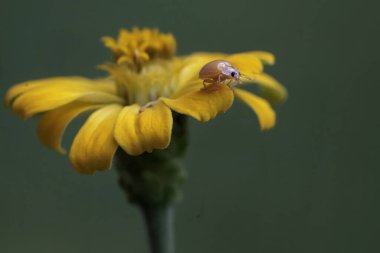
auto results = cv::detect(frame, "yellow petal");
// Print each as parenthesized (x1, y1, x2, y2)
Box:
(253, 73, 287, 103)
(12, 85, 123, 119)
(161, 85, 234, 122)
(91, 78, 120, 95)
(5, 77, 118, 107)
(117, 56, 133, 65)
(234, 88, 276, 130)
(113, 105, 142, 155)
(37, 102, 102, 154)
(101, 36, 119, 51)
(226, 53, 264, 78)
(173, 60, 206, 97)
(114, 101, 173, 156)
(69, 104, 122, 174)
(137, 102, 173, 152)
(248, 51, 275, 65)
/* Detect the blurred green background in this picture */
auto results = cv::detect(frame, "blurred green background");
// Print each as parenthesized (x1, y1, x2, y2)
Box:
(1, 0, 379, 252)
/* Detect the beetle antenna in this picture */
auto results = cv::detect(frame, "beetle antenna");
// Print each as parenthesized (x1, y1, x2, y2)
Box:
(240, 73, 253, 81)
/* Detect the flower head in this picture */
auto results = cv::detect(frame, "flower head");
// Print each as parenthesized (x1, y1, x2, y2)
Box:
(5, 27, 286, 174)
(102, 27, 176, 70)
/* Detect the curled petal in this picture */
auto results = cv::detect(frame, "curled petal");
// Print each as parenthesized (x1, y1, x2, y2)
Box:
(137, 102, 173, 152)
(114, 101, 173, 156)
(253, 73, 287, 103)
(161, 85, 234, 122)
(69, 104, 122, 174)
(5, 77, 118, 107)
(12, 87, 123, 119)
(234, 88, 276, 130)
(114, 105, 141, 155)
(246, 51, 275, 65)
(226, 53, 264, 78)
(37, 102, 102, 154)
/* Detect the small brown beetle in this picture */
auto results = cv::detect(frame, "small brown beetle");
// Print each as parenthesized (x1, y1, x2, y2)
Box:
(199, 60, 242, 89)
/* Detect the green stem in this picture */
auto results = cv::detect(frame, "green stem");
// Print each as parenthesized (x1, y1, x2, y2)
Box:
(140, 204, 175, 253)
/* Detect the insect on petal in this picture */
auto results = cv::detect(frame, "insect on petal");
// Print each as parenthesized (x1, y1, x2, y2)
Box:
(161, 85, 234, 122)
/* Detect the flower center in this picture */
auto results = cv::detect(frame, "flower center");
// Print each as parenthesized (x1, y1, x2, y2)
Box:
(101, 59, 181, 106)
(130, 61, 177, 105)
(100, 27, 182, 106)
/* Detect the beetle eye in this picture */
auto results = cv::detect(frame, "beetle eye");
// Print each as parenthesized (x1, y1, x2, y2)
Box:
(231, 72, 236, 77)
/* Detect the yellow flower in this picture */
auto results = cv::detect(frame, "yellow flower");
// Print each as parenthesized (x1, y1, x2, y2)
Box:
(5, 27, 286, 174)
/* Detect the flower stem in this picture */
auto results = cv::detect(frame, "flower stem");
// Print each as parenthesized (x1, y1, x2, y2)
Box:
(115, 114, 188, 253)
(140, 204, 175, 253)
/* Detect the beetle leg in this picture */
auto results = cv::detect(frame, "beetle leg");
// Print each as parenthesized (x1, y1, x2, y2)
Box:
(203, 79, 214, 87)
(217, 74, 222, 85)
(226, 79, 234, 89)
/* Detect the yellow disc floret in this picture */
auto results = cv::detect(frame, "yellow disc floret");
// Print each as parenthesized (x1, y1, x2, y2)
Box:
(102, 27, 177, 71)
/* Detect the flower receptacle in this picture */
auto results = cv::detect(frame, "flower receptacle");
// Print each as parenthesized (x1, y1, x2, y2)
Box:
(115, 113, 188, 206)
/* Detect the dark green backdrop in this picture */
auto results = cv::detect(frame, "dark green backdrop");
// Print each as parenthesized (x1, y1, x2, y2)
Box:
(1, 0, 379, 252)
